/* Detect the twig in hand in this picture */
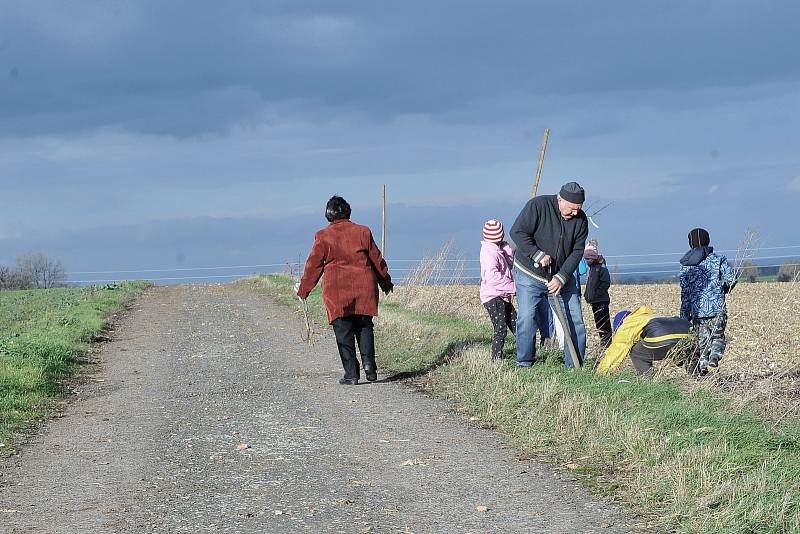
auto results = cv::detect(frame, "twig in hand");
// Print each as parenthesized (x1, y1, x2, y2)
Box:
(730, 228, 761, 286)
(299, 299, 319, 347)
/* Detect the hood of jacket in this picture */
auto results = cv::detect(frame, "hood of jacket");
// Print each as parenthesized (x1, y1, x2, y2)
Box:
(680, 246, 714, 267)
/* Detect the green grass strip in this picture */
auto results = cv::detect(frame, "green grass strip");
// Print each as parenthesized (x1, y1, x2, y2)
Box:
(0, 282, 150, 448)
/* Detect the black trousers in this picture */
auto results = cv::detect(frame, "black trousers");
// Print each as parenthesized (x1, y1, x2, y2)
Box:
(483, 297, 517, 359)
(591, 302, 612, 349)
(629, 341, 676, 375)
(331, 315, 376, 380)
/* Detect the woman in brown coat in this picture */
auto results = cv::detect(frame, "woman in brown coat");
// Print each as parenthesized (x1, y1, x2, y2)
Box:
(297, 196, 393, 385)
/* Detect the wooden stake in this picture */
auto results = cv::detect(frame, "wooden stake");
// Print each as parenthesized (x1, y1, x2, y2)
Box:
(381, 184, 387, 257)
(531, 128, 550, 198)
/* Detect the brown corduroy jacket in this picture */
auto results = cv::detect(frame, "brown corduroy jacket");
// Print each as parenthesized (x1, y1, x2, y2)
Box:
(297, 219, 393, 323)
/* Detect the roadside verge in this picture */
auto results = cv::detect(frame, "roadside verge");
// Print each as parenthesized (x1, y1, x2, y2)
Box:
(0, 281, 151, 451)
(250, 275, 799, 533)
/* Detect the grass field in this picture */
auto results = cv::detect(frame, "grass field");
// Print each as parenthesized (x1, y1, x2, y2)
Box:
(0, 282, 149, 449)
(392, 281, 800, 371)
(252, 275, 800, 533)
(394, 281, 800, 418)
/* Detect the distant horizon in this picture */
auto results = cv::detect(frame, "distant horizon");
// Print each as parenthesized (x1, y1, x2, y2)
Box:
(4, 220, 797, 287)
(3, 200, 800, 286)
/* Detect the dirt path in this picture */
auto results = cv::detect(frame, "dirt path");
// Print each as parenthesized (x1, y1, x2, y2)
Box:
(0, 284, 629, 533)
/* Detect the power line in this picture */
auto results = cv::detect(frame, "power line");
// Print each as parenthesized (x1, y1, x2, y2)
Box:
(603, 244, 800, 258)
(388, 247, 800, 263)
(393, 262, 800, 283)
(70, 274, 252, 284)
(388, 244, 800, 262)
(68, 262, 301, 275)
(70, 262, 800, 286)
(602, 254, 800, 269)
(392, 253, 800, 272)
(64, 245, 800, 278)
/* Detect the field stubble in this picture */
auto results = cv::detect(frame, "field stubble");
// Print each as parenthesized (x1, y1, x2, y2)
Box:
(391, 281, 800, 418)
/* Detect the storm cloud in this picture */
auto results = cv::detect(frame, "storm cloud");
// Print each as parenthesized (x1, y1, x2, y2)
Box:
(1, 1, 798, 279)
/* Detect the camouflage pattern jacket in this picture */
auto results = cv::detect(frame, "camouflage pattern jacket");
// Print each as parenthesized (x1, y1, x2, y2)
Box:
(679, 246, 735, 320)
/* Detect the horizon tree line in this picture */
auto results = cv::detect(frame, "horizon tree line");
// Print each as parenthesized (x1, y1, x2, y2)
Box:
(0, 253, 66, 290)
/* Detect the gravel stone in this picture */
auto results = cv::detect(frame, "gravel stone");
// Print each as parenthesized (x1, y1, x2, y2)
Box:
(0, 284, 630, 533)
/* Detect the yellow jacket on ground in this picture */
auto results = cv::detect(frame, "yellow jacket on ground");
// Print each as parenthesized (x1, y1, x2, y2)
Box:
(596, 306, 655, 375)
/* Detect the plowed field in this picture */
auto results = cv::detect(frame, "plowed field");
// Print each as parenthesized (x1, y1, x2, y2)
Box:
(391, 282, 800, 413)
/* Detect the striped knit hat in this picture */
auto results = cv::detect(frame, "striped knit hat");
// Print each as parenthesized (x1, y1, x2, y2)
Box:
(483, 219, 504, 243)
(584, 239, 599, 261)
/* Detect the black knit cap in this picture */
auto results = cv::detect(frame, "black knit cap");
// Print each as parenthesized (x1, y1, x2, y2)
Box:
(688, 228, 710, 248)
(559, 181, 585, 204)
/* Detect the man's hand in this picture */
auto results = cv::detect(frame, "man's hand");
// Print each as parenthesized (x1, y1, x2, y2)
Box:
(547, 277, 563, 295)
(539, 254, 552, 267)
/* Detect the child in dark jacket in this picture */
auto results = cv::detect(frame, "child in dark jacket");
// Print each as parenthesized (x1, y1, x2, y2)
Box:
(583, 239, 612, 348)
(679, 228, 735, 375)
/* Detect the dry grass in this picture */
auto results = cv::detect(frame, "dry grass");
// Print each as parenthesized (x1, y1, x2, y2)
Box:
(391, 281, 800, 419)
(419, 344, 800, 533)
(256, 274, 800, 533)
(393, 282, 800, 368)
(396, 239, 469, 314)
(609, 282, 800, 372)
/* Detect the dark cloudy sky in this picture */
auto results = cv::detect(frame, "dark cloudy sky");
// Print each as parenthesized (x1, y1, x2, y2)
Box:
(1, 1, 799, 283)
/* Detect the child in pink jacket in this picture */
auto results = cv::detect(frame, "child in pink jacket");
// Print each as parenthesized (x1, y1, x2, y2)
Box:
(480, 219, 517, 360)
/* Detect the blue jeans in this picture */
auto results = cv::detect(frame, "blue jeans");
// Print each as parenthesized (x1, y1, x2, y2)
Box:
(514, 266, 586, 368)
(534, 297, 553, 341)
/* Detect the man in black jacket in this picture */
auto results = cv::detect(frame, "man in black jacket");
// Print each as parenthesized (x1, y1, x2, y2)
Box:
(509, 182, 588, 368)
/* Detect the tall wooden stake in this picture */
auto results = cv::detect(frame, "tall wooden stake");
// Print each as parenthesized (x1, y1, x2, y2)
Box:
(531, 128, 550, 198)
(381, 184, 387, 257)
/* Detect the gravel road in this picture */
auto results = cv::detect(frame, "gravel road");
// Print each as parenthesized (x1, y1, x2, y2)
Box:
(0, 284, 629, 533)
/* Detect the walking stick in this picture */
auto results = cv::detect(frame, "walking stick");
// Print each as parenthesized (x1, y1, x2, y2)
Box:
(549, 291, 581, 368)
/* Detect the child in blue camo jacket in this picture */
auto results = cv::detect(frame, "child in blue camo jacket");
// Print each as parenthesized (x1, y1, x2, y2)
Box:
(679, 228, 736, 375)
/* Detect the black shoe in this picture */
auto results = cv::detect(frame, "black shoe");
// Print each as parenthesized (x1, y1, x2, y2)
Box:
(365, 370, 377, 382)
(338, 378, 359, 386)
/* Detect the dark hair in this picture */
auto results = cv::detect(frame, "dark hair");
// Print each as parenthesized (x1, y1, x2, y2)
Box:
(688, 228, 710, 248)
(325, 195, 351, 222)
